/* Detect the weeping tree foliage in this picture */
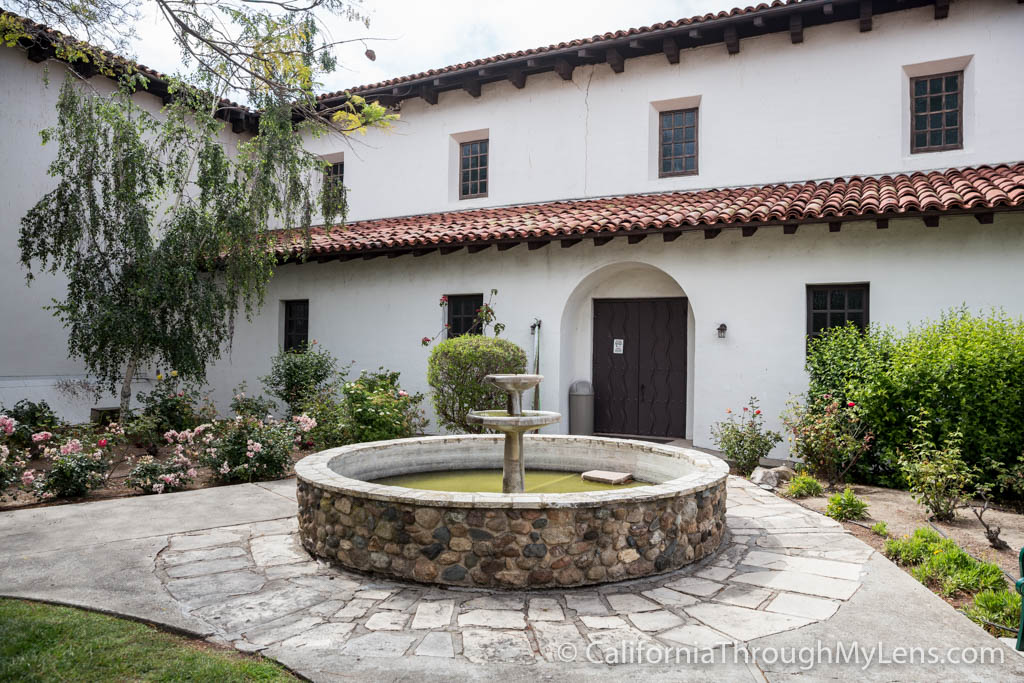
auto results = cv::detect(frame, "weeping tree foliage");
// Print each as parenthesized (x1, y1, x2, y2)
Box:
(14, 2, 396, 414)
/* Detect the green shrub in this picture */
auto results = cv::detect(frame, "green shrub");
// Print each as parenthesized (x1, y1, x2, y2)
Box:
(1, 399, 62, 450)
(710, 397, 782, 476)
(427, 335, 528, 433)
(786, 473, 824, 498)
(825, 487, 869, 521)
(884, 527, 1006, 598)
(262, 342, 344, 415)
(230, 382, 278, 419)
(136, 373, 201, 437)
(965, 588, 1022, 636)
(898, 419, 973, 522)
(806, 309, 1024, 498)
(342, 368, 426, 443)
(870, 521, 889, 537)
(884, 527, 944, 565)
(783, 394, 874, 490)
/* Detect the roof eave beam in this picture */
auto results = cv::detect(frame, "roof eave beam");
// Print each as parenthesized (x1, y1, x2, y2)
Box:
(724, 26, 740, 55)
(859, 0, 873, 32)
(662, 38, 680, 64)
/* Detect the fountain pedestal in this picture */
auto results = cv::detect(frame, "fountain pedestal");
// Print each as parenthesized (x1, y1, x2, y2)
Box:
(466, 374, 561, 493)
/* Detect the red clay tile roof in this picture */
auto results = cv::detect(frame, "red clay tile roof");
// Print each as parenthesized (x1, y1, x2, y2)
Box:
(322, 0, 814, 100)
(276, 163, 1024, 260)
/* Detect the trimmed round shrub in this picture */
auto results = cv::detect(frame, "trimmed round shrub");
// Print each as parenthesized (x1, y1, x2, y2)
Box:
(427, 335, 528, 433)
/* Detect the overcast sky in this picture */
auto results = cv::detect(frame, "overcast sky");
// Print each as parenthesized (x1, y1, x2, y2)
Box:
(129, 1, 727, 94)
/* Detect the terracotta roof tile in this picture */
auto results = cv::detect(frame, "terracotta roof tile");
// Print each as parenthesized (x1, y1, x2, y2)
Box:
(276, 164, 1024, 259)
(321, 1, 808, 99)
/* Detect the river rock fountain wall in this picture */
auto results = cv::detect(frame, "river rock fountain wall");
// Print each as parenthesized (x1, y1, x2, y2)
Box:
(295, 434, 728, 589)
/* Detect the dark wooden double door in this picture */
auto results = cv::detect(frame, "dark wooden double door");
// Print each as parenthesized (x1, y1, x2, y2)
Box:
(592, 298, 687, 437)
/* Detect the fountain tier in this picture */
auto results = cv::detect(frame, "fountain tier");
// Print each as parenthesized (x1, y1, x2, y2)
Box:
(466, 374, 560, 494)
(296, 434, 728, 589)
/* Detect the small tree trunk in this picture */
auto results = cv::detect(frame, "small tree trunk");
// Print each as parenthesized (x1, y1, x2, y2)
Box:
(119, 358, 137, 418)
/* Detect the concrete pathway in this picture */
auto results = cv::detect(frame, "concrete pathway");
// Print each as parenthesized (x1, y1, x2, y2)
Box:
(1, 476, 1021, 682)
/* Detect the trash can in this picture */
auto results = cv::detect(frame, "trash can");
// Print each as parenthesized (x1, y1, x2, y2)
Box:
(569, 380, 594, 436)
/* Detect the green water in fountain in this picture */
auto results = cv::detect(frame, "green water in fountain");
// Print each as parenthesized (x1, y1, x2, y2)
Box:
(372, 469, 650, 494)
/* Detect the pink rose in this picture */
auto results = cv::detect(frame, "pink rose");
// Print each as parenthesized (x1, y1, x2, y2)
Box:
(21, 470, 35, 485)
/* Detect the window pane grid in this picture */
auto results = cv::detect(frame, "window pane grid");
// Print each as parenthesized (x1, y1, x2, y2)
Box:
(658, 108, 698, 177)
(806, 285, 869, 339)
(284, 300, 309, 351)
(325, 161, 344, 189)
(459, 140, 489, 199)
(447, 294, 484, 337)
(910, 71, 962, 153)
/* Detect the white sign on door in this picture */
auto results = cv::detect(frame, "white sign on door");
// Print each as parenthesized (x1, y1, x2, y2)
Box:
(612, 338, 624, 354)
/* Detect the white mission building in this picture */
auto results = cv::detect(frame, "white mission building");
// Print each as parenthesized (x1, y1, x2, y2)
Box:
(1, 0, 1023, 457)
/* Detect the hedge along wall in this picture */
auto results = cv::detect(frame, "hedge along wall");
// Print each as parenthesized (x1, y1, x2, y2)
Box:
(805, 308, 1024, 498)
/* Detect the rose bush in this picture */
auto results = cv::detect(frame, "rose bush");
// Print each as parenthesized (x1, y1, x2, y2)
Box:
(261, 341, 343, 415)
(125, 453, 197, 494)
(0, 415, 29, 499)
(299, 368, 425, 449)
(229, 382, 277, 419)
(710, 397, 782, 475)
(783, 394, 874, 490)
(30, 436, 108, 499)
(0, 399, 62, 451)
(182, 413, 316, 484)
(136, 371, 203, 437)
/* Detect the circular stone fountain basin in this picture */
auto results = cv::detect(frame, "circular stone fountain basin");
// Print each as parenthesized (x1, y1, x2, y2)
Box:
(295, 434, 729, 589)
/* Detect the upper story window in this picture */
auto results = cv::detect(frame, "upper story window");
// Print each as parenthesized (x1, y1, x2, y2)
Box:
(283, 299, 309, 351)
(910, 71, 962, 153)
(659, 108, 698, 177)
(447, 294, 483, 337)
(806, 285, 869, 340)
(325, 161, 344, 190)
(459, 140, 488, 199)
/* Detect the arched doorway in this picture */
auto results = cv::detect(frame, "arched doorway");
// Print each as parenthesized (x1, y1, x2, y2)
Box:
(557, 262, 696, 440)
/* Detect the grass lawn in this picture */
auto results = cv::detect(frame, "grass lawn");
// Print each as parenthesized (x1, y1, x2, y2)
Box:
(0, 599, 295, 682)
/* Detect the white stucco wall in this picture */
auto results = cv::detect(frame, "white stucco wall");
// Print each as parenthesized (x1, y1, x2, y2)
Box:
(307, 1, 1024, 223)
(202, 213, 1024, 455)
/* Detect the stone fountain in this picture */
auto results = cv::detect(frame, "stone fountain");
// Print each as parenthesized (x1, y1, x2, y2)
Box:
(465, 374, 561, 493)
(295, 373, 729, 589)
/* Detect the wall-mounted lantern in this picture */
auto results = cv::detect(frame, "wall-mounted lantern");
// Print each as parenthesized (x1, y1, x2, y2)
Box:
(717, 323, 728, 339)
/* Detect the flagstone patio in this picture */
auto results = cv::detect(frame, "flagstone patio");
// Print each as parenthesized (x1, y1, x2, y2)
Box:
(1, 476, 1021, 682)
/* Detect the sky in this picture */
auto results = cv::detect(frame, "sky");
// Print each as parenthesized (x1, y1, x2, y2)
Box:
(127, 0, 728, 95)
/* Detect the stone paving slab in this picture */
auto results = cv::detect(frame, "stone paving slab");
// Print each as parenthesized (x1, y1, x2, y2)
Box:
(3, 475, 1024, 681)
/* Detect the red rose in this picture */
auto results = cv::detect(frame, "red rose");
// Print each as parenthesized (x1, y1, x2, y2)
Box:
(754, 410, 761, 415)
(97, 438, 108, 447)
(847, 401, 855, 407)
